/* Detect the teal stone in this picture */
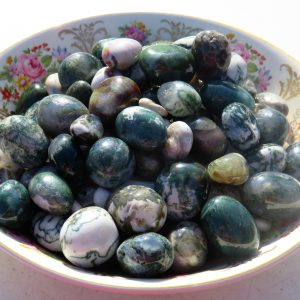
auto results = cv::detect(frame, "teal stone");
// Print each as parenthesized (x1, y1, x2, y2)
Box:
(167, 221, 207, 273)
(117, 232, 174, 277)
(58, 52, 102, 89)
(242, 171, 300, 222)
(28, 172, 74, 215)
(173, 36, 196, 50)
(66, 80, 92, 107)
(157, 81, 202, 117)
(24, 101, 40, 123)
(115, 106, 167, 151)
(285, 142, 300, 180)
(91, 38, 117, 62)
(139, 44, 195, 85)
(222, 103, 260, 151)
(200, 196, 259, 257)
(0, 115, 49, 169)
(155, 162, 208, 221)
(244, 144, 286, 175)
(200, 80, 255, 116)
(86, 137, 135, 188)
(37, 94, 89, 136)
(0, 180, 33, 229)
(16, 83, 48, 113)
(255, 107, 289, 145)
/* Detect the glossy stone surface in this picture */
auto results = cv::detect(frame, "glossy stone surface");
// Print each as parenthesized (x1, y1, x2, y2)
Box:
(90, 67, 122, 89)
(58, 52, 102, 89)
(255, 107, 289, 145)
(60, 207, 119, 268)
(24, 101, 40, 123)
(155, 162, 208, 221)
(115, 106, 167, 151)
(89, 76, 141, 124)
(32, 211, 66, 252)
(0, 115, 49, 169)
(208, 153, 249, 185)
(200, 80, 255, 116)
(245, 144, 286, 175)
(28, 172, 73, 215)
(157, 81, 202, 117)
(139, 44, 195, 85)
(201, 196, 259, 257)
(255, 92, 289, 116)
(138, 98, 168, 117)
(222, 103, 260, 151)
(222, 52, 247, 85)
(66, 80, 92, 107)
(163, 121, 193, 161)
(173, 36, 195, 50)
(167, 221, 207, 273)
(242, 171, 300, 222)
(70, 114, 103, 145)
(16, 83, 48, 113)
(0, 180, 33, 229)
(86, 137, 135, 188)
(37, 94, 89, 136)
(285, 142, 300, 180)
(91, 37, 117, 62)
(107, 185, 167, 234)
(117, 232, 174, 277)
(192, 30, 231, 81)
(45, 73, 64, 95)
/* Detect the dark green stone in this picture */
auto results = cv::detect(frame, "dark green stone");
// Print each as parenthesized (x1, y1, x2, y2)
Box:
(91, 38, 117, 63)
(155, 162, 208, 221)
(28, 172, 73, 215)
(117, 232, 174, 277)
(24, 101, 40, 123)
(115, 106, 167, 152)
(242, 171, 300, 222)
(285, 142, 300, 180)
(66, 80, 92, 107)
(0, 180, 34, 229)
(200, 80, 255, 116)
(139, 44, 195, 85)
(58, 52, 102, 89)
(37, 94, 89, 136)
(16, 83, 48, 113)
(200, 195, 259, 257)
(86, 137, 135, 188)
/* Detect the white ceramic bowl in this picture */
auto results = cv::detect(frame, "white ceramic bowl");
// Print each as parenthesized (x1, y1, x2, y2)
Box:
(1, 12, 300, 294)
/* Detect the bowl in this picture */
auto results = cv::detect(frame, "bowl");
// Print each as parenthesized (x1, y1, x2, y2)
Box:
(1, 12, 300, 294)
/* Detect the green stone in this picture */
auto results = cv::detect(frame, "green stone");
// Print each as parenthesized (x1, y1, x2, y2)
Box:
(91, 38, 117, 62)
(285, 142, 300, 180)
(24, 101, 40, 123)
(200, 195, 259, 257)
(66, 80, 92, 107)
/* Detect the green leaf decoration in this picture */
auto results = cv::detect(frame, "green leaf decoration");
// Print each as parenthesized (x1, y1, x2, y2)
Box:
(23, 48, 30, 54)
(41, 55, 52, 68)
(0, 72, 10, 81)
(247, 62, 258, 73)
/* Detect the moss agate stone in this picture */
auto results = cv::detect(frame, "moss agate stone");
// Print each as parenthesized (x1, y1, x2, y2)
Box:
(285, 142, 300, 180)
(0, 180, 33, 229)
(25, 101, 40, 123)
(107, 185, 167, 234)
(0, 115, 49, 169)
(28, 172, 73, 215)
(60, 207, 119, 268)
(200, 196, 259, 257)
(117, 232, 174, 277)
(91, 37, 117, 62)
(115, 106, 167, 152)
(222, 52, 247, 85)
(242, 171, 300, 222)
(155, 162, 208, 221)
(66, 80, 92, 107)
(86, 137, 135, 188)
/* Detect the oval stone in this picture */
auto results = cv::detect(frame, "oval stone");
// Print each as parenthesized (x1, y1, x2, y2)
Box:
(255, 92, 289, 116)
(66, 80, 92, 107)
(222, 52, 247, 85)
(242, 171, 300, 222)
(285, 142, 300, 180)
(115, 106, 167, 152)
(91, 37, 117, 62)
(138, 98, 168, 117)
(139, 44, 195, 85)
(90, 67, 122, 89)
(200, 196, 259, 257)
(45, 73, 64, 95)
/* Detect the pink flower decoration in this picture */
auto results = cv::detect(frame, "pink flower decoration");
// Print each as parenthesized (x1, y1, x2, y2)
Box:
(230, 43, 250, 63)
(125, 26, 146, 43)
(257, 66, 272, 92)
(17, 53, 46, 82)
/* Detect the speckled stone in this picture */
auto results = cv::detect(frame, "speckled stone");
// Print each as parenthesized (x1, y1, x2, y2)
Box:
(255, 92, 289, 116)
(200, 195, 259, 257)
(32, 211, 66, 252)
(0, 115, 49, 169)
(86, 137, 135, 188)
(285, 142, 300, 180)
(115, 106, 167, 152)
(107, 185, 167, 234)
(222, 52, 247, 84)
(222, 103, 260, 151)
(28, 172, 73, 215)
(45, 73, 64, 94)
(0, 180, 33, 229)
(117, 232, 174, 277)
(242, 171, 300, 222)
(60, 207, 119, 268)
(90, 67, 122, 89)
(167, 221, 207, 273)
(155, 162, 208, 221)
(66, 80, 92, 107)
(37, 94, 89, 136)
(173, 36, 196, 49)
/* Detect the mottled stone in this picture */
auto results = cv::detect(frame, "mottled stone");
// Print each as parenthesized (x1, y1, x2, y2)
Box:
(117, 232, 174, 277)
(222, 52, 247, 84)
(285, 142, 300, 180)
(66, 80, 92, 107)
(138, 98, 168, 117)
(255, 92, 289, 116)
(173, 36, 196, 49)
(90, 67, 122, 90)
(91, 37, 117, 62)
(45, 73, 64, 94)
(24, 101, 40, 123)
(60, 207, 119, 268)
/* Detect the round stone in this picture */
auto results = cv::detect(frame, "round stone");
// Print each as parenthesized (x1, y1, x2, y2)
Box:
(91, 67, 122, 89)
(285, 142, 300, 180)
(45, 73, 64, 95)
(66, 80, 92, 107)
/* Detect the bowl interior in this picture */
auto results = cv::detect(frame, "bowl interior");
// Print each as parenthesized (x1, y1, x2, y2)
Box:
(1, 12, 300, 293)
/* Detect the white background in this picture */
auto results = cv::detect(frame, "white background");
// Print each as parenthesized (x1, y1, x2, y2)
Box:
(0, 0, 300, 299)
